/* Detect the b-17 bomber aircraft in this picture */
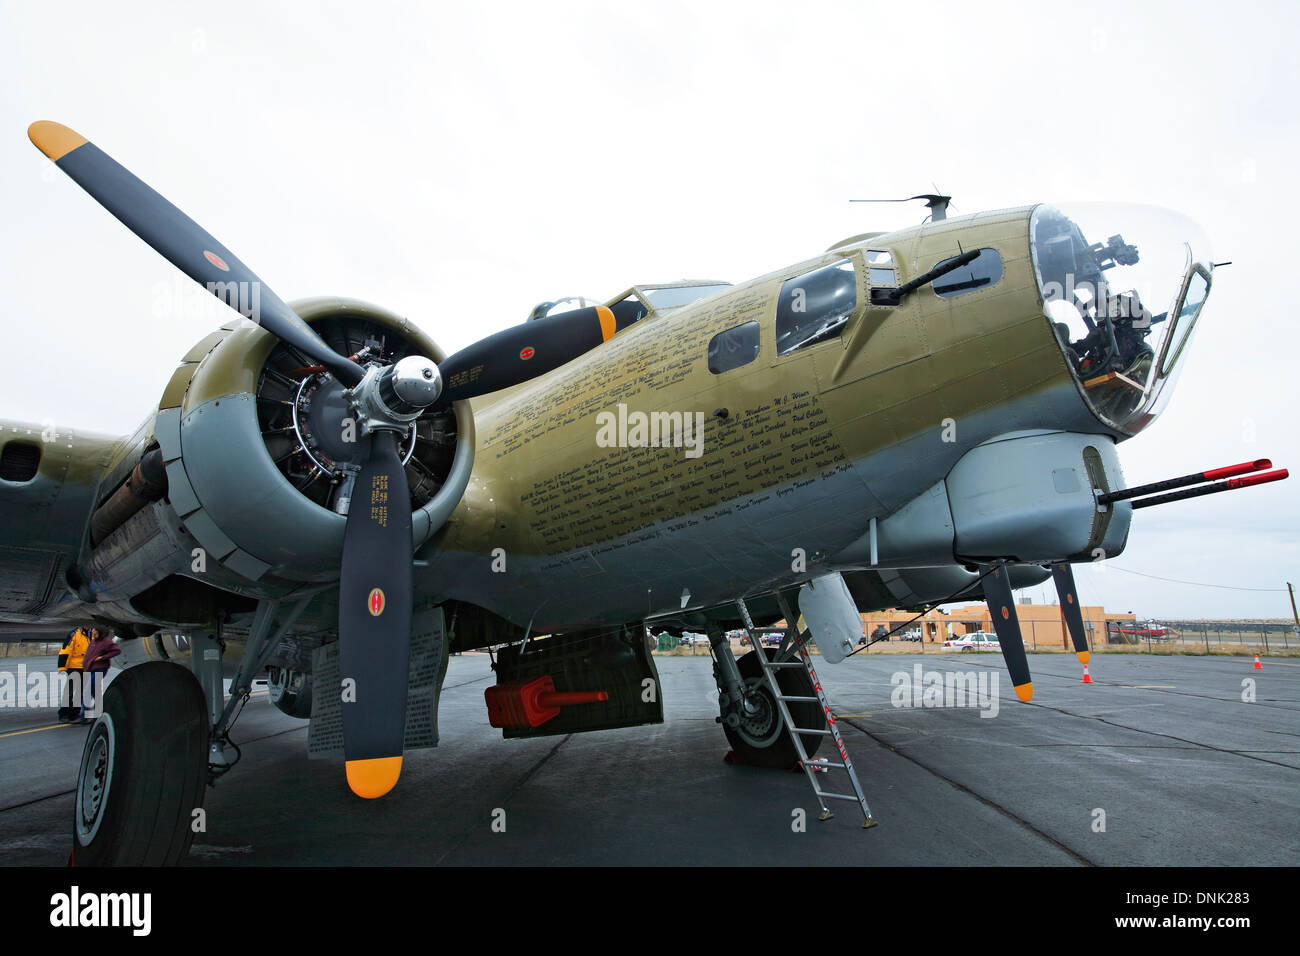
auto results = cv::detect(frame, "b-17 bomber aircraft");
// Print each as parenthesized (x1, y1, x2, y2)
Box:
(2, 121, 1288, 864)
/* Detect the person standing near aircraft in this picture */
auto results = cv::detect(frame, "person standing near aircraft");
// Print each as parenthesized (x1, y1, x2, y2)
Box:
(57, 627, 89, 722)
(78, 628, 120, 722)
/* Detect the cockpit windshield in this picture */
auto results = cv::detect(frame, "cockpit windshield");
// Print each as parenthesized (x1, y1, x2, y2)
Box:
(1031, 202, 1213, 434)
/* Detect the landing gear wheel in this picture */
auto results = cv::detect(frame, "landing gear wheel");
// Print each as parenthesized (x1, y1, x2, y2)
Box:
(72, 661, 209, 866)
(723, 645, 824, 768)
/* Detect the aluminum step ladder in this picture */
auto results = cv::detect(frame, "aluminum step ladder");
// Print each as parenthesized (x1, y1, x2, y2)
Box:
(737, 596, 877, 828)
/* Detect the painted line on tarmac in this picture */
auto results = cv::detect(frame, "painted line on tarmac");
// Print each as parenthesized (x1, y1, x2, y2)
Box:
(0, 723, 70, 739)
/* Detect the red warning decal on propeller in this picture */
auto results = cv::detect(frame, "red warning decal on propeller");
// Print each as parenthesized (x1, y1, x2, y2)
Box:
(204, 250, 230, 272)
(368, 588, 386, 617)
(519, 346, 535, 360)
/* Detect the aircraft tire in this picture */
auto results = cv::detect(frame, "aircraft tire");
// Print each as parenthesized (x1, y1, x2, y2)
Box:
(71, 661, 209, 866)
(723, 645, 824, 768)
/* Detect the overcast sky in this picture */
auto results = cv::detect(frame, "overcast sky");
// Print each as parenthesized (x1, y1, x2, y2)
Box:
(1, 0, 1296, 620)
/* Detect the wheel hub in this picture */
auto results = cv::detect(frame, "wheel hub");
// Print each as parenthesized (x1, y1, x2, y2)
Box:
(734, 679, 780, 747)
(75, 715, 115, 845)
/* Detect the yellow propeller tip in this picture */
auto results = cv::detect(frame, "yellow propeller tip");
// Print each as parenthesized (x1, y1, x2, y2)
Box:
(1076, 650, 1091, 666)
(28, 121, 87, 162)
(1014, 682, 1034, 702)
(345, 756, 403, 799)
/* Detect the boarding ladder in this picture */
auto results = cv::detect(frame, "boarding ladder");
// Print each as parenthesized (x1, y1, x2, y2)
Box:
(736, 596, 877, 828)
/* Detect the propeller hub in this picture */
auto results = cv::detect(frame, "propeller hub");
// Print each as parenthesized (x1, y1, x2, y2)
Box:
(385, 356, 442, 410)
(291, 372, 417, 480)
(301, 376, 367, 467)
(346, 355, 441, 435)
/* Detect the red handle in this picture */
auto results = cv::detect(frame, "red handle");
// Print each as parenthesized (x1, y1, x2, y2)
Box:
(538, 691, 609, 707)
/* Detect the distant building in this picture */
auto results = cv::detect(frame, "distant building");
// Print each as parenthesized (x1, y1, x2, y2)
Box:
(860, 603, 1136, 650)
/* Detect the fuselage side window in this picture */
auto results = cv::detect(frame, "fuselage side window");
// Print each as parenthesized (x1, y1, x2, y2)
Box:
(933, 248, 1003, 298)
(776, 259, 857, 355)
(867, 249, 896, 286)
(708, 321, 761, 374)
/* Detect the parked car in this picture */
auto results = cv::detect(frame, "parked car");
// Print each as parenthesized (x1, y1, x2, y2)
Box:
(943, 631, 1000, 651)
(741, 628, 783, 647)
(900, 628, 923, 642)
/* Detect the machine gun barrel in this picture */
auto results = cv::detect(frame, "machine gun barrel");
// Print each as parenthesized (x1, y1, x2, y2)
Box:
(1099, 458, 1272, 505)
(871, 249, 979, 306)
(1128, 468, 1288, 511)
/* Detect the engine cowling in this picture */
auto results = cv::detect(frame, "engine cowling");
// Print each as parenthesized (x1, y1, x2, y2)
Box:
(153, 297, 474, 584)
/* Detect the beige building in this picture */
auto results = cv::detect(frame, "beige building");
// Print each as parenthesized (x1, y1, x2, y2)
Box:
(861, 602, 1135, 651)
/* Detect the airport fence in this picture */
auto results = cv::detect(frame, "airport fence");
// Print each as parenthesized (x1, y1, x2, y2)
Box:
(649, 619, 1300, 657)
(1097, 619, 1296, 655)
(929, 619, 1297, 656)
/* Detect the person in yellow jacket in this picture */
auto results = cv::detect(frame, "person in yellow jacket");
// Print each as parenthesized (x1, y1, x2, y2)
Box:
(57, 627, 89, 722)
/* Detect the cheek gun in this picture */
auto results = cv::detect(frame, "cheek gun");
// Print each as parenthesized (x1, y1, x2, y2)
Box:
(1098, 458, 1289, 510)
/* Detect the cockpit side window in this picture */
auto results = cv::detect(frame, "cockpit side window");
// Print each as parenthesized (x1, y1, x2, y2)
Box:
(776, 260, 858, 355)
(708, 321, 760, 374)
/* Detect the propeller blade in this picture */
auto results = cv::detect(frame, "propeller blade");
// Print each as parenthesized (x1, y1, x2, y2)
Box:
(337, 429, 413, 798)
(27, 121, 364, 387)
(438, 305, 627, 403)
(979, 563, 1033, 702)
(1050, 563, 1091, 665)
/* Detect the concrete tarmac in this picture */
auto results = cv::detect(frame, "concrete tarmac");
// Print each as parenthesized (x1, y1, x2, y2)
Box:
(0, 652, 1296, 866)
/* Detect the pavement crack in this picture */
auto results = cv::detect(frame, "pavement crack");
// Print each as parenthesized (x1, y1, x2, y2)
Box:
(0, 789, 75, 815)
(431, 733, 572, 866)
(1022, 700, 1300, 772)
(441, 674, 496, 691)
(839, 716, 1097, 866)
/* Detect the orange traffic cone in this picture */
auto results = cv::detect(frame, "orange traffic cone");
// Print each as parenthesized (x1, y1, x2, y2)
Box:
(1253, 655, 1263, 670)
(1081, 665, 1093, 684)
